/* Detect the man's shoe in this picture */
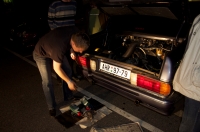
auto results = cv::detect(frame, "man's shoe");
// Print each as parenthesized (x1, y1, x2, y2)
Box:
(49, 109, 56, 117)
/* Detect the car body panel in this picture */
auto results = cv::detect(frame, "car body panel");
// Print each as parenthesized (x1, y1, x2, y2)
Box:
(76, 0, 200, 115)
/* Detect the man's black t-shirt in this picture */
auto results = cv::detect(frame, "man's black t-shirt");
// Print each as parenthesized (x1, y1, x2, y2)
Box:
(34, 26, 79, 63)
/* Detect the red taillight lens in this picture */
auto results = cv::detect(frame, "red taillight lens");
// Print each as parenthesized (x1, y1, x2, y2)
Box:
(131, 73, 171, 96)
(77, 56, 90, 68)
(137, 75, 160, 93)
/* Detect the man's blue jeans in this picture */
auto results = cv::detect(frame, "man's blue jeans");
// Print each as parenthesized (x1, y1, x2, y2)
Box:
(33, 53, 73, 110)
(179, 97, 200, 132)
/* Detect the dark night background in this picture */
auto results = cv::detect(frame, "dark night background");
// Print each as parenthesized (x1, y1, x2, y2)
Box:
(0, 0, 90, 48)
(0, 0, 53, 46)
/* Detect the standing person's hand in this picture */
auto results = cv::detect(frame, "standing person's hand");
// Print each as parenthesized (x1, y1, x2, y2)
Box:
(67, 80, 77, 91)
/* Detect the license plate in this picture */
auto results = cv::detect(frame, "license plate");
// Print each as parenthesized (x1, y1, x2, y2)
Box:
(99, 62, 131, 80)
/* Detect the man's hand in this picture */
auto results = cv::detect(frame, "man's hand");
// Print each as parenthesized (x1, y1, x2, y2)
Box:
(53, 60, 77, 91)
(67, 80, 77, 91)
(70, 48, 76, 60)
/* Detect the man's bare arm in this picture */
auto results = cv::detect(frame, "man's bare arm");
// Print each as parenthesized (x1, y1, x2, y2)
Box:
(53, 60, 76, 91)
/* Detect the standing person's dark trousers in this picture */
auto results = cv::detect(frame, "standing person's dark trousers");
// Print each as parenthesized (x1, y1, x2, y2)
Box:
(179, 97, 200, 132)
(33, 53, 73, 111)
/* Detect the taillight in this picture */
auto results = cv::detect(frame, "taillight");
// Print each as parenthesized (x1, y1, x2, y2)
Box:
(77, 56, 90, 68)
(130, 73, 171, 96)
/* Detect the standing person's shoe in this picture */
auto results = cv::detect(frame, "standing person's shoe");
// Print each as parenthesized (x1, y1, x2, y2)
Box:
(49, 109, 56, 117)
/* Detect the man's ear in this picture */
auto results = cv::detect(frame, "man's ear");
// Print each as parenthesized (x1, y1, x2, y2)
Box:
(71, 39, 76, 46)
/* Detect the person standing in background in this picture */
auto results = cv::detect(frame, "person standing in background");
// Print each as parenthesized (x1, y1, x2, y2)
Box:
(48, 0, 79, 82)
(173, 14, 200, 132)
(48, 0, 77, 30)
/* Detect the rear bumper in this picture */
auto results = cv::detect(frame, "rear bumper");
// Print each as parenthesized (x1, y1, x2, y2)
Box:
(82, 69, 183, 115)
